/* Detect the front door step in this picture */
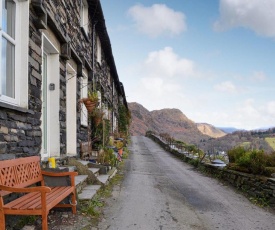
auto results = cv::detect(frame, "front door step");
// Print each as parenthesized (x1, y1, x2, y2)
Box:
(89, 167, 100, 177)
(97, 175, 109, 185)
(78, 185, 101, 200)
(75, 175, 88, 193)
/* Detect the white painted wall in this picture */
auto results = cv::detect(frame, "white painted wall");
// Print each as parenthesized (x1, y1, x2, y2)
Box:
(66, 62, 77, 156)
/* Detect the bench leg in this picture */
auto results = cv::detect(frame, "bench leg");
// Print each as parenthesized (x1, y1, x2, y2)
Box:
(42, 213, 48, 230)
(71, 190, 77, 214)
(0, 212, 5, 230)
(0, 197, 5, 230)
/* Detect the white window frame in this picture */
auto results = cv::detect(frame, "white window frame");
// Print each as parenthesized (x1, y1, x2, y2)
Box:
(96, 36, 101, 65)
(0, 0, 29, 108)
(80, 0, 89, 35)
(80, 70, 88, 126)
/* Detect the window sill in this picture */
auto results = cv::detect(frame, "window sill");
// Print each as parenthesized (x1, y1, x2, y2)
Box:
(81, 123, 88, 128)
(0, 101, 34, 114)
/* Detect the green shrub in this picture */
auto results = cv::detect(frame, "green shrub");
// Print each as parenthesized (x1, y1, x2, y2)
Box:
(189, 158, 199, 167)
(263, 167, 275, 177)
(228, 146, 247, 163)
(265, 153, 275, 167)
(228, 147, 271, 175)
(237, 151, 251, 168)
(249, 150, 266, 174)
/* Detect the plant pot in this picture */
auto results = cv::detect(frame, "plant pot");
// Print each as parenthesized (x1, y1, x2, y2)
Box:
(118, 148, 123, 156)
(81, 98, 98, 113)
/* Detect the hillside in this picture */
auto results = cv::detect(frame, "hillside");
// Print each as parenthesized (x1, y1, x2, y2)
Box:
(128, 102, 274, 153)
(197, 123, 226, 138)
(128, 102, 220, 143)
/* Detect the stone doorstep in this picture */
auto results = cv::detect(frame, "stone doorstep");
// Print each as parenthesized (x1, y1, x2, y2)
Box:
(97, 175, 109, 185)
(78, 185, 102, 200)
(89, 167, 100, 177)
(75, 175, 88, 194)
(77, 160, 90, 166)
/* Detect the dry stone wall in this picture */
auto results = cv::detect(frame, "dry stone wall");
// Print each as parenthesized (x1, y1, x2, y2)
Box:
(148, 134, 275, 208)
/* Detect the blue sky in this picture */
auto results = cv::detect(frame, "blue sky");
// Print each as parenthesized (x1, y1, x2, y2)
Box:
(101, 0, 275, 130)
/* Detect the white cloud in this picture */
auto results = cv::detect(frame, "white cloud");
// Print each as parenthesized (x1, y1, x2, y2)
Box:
(250, 71, 267, 81)
(125, 47, 196, 112)
(214, 0, 275, 37)
(144, 47, 196, 78)
(238, 99, 260, 116)
(266, 101, 275, 116)
(214, 81, 237, 93)
(128, 4, 187, 37)
(233, 99, 275, 129)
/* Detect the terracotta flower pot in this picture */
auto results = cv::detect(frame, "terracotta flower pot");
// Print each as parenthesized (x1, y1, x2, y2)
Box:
(118, 148, 123, 156)
(80, 98, 98, 113)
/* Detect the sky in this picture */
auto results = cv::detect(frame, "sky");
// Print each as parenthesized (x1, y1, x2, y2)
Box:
(100, 0, 275, 130)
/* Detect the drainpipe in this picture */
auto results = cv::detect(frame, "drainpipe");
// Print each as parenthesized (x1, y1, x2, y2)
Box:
(92, 21, 98, 91)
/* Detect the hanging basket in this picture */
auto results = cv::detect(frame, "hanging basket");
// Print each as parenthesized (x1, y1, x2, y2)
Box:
(80, 98, 98, 113)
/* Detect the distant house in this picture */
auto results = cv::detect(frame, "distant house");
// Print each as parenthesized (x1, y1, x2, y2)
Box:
(0, 0, 127, 161)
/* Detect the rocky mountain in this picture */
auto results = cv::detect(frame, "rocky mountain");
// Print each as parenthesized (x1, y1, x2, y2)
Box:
(197, 123, 226, 138)
(128, 102, 274, 153)
(128, 102, 220, 143)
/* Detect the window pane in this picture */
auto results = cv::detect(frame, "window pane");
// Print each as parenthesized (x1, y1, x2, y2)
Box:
(1, 37, 15, 98)
(2, 0, 16, 39)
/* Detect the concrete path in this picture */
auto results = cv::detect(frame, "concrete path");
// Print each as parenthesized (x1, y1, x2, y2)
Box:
(98, 136, 275, 230)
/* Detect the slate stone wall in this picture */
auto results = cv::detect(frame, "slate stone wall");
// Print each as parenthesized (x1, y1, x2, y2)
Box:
(0, 0, 121, 159)
(0, 6, 43, 159)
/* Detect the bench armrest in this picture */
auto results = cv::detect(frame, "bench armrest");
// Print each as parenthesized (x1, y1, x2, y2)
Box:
(41, 171, 78, 186)
(41, 171, 78, 177)
(0, 184, 51, 195)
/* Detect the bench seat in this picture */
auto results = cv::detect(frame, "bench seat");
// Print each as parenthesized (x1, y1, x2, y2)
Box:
(3, 186, 75, 214)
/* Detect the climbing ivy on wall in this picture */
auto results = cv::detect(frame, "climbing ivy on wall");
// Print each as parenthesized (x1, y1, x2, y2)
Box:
(118, 104, 131, 137)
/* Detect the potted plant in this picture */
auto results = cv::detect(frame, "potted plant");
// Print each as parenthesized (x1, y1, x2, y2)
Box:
(114, 141, 124, 156)
(90, 107, 105, 126)
(80, 90, 99, 113)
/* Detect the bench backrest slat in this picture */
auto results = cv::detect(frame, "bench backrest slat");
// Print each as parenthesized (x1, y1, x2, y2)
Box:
(0, 156, 42, 196)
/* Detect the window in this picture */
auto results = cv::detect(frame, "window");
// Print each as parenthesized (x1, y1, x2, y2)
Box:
(80, 70, 88, 126)
(96, 36, 101, 64)
(80, 0, 89, 35)
(0, 0, 28, 107)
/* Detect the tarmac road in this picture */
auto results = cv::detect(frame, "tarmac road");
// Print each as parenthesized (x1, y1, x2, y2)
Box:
(98, 136, 275, 230)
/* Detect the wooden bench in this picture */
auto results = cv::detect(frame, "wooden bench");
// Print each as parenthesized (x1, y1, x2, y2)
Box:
(0, 156, 78, 230)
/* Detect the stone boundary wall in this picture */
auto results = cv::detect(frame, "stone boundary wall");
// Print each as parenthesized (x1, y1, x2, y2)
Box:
(147, 134, 275, 208)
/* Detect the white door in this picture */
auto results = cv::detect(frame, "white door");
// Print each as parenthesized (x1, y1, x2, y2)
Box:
(42, 52, 48, 157)
(41, 34, 60, 159)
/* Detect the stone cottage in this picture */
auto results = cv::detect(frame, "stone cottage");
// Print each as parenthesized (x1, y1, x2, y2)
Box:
(0, 0, 127, 161)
